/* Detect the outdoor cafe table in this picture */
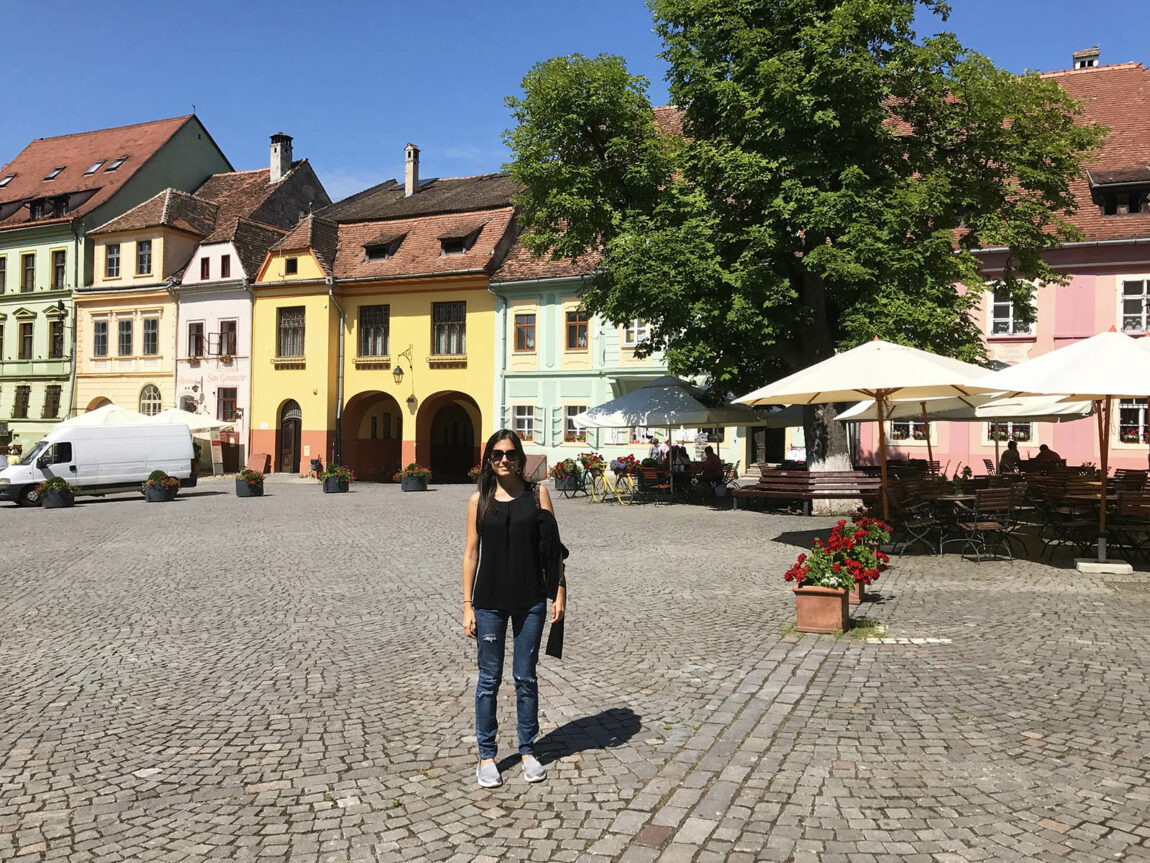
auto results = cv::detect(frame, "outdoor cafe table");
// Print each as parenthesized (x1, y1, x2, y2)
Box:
(935, 494, 977, 554)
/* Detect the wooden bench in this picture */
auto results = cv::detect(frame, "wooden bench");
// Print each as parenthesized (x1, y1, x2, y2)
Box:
(732, 469, 883, 515)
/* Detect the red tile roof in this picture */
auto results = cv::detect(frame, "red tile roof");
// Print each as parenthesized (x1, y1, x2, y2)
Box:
(1043, 62, 1150, 243)
(90, 188, 219, 237)
(270, 214, 339, 275)
(332, 208, 517, 280)
(492, 230, 601, 283)
(0, 115, 200, 231)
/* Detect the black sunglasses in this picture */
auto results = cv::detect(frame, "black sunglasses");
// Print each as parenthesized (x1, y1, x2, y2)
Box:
(490, 450, 518, 462)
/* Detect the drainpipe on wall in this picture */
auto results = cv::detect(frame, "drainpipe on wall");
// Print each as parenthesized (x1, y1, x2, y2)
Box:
(488, 282, 508, 432)
(163, 277, 181, 413)
(327, 276, 345, 465)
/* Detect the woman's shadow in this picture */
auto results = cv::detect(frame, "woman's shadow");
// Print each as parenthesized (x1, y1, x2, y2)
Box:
(498, 707, 641, 771)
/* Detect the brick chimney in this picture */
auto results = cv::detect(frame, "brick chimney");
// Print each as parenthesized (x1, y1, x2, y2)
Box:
(405, 143, 420, 197)
(270, 132, 293, 183)
(1073, 46, 1100, 69)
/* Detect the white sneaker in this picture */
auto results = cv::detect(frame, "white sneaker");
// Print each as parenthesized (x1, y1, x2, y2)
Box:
(521, 755, 546, 783)
(476, 760, 502, 788)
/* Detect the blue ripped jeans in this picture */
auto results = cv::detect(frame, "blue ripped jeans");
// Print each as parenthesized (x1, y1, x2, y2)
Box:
(474, 600, 546, 759)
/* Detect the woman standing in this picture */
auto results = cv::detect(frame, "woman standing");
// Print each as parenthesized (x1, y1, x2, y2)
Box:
(462, 429, 566, 788)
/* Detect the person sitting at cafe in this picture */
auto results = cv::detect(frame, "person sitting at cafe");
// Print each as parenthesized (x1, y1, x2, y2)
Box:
(1033, 443, 1062, 463)
(701, 446, 724, 482)
(998, 439, 1021, 473)
(647, 435, 659, 461)
(656, 438, 671, 468)
(672, 445, 690, 472)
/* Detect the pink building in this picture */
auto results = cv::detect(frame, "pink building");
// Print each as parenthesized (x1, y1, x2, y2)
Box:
(860, 53, 1150, 473)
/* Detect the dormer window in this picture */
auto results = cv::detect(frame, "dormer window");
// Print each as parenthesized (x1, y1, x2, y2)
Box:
(29, 200, 44, 220)
(105, 156, 128, 172)
(440, 238, 468, 255)
(52, 197, 68, 218)
(438, 221, 487, 256)
(364, 232, 406, 261)
(44, 166, 65, 180)
(84, 160, 106, 175)
(0, 174, 14, 187)
(1088, 168, 1150, 217)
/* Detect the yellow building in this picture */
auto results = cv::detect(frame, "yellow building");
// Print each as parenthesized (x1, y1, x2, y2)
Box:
(74, 191, 211, 414)
(251, 152, 514, 480)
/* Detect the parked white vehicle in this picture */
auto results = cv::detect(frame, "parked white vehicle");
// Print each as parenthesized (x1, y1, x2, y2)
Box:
(0, 425, 197, 507)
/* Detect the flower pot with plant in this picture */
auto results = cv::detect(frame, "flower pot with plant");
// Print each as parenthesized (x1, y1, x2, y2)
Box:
(467, 465, 482, 483)
(784, 519, 890, 631)
(38, 476, 76, 509)
(236, 468, 264, 497)
(394, 463, 431, 491)
(578, 452, 605, 475)
(612, 454, 638, 476)
(549, 458, 580, 491)
(142, 470, 180, 502)
(320, 464, 355, 493)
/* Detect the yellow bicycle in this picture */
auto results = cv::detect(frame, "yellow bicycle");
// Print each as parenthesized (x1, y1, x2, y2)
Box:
(589, 468, 635, 505)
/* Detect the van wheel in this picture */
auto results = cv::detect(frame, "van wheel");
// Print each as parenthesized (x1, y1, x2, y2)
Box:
(17, 486, 42, 507)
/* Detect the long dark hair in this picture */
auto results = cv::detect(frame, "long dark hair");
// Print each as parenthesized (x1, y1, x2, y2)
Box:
(475, 428, 528, 534)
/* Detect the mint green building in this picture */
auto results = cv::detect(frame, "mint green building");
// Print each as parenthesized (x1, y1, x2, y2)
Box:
(0, 115, 231, 451)
(490, 244, 751, 472)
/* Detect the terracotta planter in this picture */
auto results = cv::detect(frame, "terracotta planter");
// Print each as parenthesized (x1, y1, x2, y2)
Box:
(848, 580, 867, 605)
(322, 477, 349, 493)
(42, 488, 75, 509)
(793, 585, 849, 633)
(236, 479, 263, 497)
(400, 475, 428, 492)
(144, 484, 177, 502)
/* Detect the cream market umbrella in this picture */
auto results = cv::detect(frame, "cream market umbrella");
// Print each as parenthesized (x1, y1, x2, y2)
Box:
(733, 339, 997, 520)
(836, 393, 1095, 472)
(143, 408, 234, 433)
(572, 375, 765, 429)
(57, 403, 148, 428)
(973, 329, 1150, 567)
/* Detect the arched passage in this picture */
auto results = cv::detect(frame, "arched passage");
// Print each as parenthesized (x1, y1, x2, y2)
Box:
(86, 397, 112, 412)
(342, 390, 404, 481)
(415, 391, 482, 483)
(277, 399, 302, 474)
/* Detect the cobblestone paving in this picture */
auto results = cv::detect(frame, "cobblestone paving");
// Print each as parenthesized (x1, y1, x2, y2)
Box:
(1, 477, 1148, 862)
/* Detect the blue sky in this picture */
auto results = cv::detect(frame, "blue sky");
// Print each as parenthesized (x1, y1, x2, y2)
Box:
(2, 1, 1144, 202)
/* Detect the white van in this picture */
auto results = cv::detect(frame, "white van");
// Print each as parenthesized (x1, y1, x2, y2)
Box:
(0, 425, 197, 507)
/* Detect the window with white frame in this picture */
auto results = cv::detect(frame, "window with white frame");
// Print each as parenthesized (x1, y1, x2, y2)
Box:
(990, 286, 1034, 335)
(512, 405, 536, 442)
(987, 421, 1031, 443)
(622, 318, 649, 347)
(142, 318, 159, 356)
(93, 320, 108, 357)
(1119, 399, 1148, 444)
(1121, 280, 1150, 333)
(139, 384, 162, 415)
(889, 419, 930, 441)
(564, 405, 588, 443)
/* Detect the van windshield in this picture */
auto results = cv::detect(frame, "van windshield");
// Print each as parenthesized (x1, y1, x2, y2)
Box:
(17, 441, 48, 466)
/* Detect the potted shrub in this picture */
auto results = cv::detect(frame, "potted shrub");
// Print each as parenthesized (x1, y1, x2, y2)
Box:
(549, 458, 580, 491)
(320, 464, 355, 493)
(236, 468, 264, 497)
(785, 519, 889, 632)
(612, 454, 638, 475)
(393, 463, 431, 491)
(38, 476, 76, 509)
(847, 512, 892, 605)
(142, 469, 180, 502)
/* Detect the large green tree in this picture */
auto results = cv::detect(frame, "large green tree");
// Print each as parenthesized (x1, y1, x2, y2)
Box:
(504, 0, 1104, 468)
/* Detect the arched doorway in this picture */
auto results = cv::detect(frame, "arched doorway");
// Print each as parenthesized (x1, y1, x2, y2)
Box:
(342, 391, 403, 481)
(86, 397, 112, 412)
(277, 400, 302, 473)
(430, 403, 475, 482)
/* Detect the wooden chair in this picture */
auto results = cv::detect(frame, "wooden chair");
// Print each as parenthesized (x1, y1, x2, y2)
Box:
(950, 488, 1015, 562)
(636, 467, 672, 505)
(983, 458, 996, 475)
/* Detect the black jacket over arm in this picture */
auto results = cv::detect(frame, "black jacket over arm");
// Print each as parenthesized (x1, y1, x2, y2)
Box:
(536, 509, 568, 659)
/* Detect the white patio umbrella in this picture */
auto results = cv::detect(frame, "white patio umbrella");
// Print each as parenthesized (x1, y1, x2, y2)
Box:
(573, 375, 768, 494)
(57, 403, 148, 428)
(973, 329, 1150, 568)
(836, 393, 1095, 472)
(143, 408, 234, 433)
(733, 339, 997, 520)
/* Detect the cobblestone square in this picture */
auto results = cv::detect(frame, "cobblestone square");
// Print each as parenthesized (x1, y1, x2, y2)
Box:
(1, 477, 1148, 862)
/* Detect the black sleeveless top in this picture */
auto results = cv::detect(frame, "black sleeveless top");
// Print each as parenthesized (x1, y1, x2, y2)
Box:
(473, 488, 546, 611)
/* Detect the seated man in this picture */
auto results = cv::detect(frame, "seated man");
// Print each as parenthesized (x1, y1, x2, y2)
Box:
(998, 440, 1022, 473)
(701, 446, 724, 483)
(1033, 443, 1062, 463)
